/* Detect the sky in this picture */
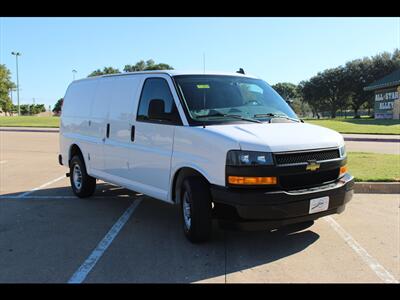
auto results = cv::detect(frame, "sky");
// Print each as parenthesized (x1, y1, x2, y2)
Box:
(1, 17, 399, 109)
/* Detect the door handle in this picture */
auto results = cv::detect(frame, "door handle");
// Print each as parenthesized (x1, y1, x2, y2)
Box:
(131, 125, 135, 142)
(106, 123, 110, 138)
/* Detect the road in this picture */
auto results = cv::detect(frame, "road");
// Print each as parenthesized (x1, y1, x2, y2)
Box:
(0, 130, 399, 283)
(340, 133, 400, 154)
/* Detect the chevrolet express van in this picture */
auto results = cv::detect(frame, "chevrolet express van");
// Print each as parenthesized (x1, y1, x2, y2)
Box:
(59, 71, 354, 243)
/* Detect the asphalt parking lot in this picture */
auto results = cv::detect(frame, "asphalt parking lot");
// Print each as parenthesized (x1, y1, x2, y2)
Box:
(0, 130, 399, 283)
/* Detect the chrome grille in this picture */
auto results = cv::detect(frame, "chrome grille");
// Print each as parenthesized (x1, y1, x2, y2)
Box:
(274, 149, 340, 165)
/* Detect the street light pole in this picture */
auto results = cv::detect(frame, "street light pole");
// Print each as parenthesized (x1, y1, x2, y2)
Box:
(72, 69, 77, 81)
(11, 51, 21, 116)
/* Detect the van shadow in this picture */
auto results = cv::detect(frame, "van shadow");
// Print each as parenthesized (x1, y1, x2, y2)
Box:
(111, 196, 320, 283)
(1, 183, 320, 283)
(1, 182, 142, 199)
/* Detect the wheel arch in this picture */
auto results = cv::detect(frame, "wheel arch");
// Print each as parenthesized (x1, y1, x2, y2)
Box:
(68, 143, 85, 167)
(170, 167, 210, 204)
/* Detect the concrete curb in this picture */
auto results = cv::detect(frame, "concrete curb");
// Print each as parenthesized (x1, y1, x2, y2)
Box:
(0, 127, 59, 133)
(344, 137, 399, 143)
(354, 182, 400, 194)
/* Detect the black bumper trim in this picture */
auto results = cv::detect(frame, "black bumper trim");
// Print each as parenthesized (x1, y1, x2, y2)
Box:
(210, 174, 354, 230)
(218, 206, 345, 231)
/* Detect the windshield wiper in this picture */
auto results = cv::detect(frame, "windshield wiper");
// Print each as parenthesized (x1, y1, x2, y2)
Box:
(254, 113, 300, 123)
(196, 112, 262, 123)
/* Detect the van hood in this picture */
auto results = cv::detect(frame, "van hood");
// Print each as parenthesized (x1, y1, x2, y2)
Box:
(204, 122, 344, 152)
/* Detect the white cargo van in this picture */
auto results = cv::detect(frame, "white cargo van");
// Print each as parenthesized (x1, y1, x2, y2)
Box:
(59, 70, 354, 243)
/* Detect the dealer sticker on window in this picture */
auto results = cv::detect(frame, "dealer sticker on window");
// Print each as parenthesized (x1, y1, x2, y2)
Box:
(309, 196, 329, 214)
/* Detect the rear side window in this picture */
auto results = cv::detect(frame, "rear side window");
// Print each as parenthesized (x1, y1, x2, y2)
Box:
(137, 78, 181, 124)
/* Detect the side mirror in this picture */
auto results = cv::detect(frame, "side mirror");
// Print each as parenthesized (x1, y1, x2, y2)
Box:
(148, 99, 169, 121)
(285, 99, 293, 105)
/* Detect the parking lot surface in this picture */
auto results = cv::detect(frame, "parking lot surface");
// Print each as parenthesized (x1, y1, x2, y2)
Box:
(0, 130, 399, 283)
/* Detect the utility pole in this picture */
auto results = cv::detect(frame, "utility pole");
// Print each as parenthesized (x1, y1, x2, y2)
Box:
(11, 52, 21, 116)
(203, 53, 205, 74)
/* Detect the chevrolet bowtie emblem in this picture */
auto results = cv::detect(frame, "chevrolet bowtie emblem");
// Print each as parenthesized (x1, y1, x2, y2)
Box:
(306, 160, 320, 171)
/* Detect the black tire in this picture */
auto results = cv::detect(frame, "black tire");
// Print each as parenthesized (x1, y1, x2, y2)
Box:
(69, 154, 96, 198)
(180, 176, 212, 243)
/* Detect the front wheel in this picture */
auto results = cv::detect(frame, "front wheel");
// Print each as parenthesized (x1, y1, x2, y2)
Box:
(70, 155, 96, 198)
(181, 176, 212, 243)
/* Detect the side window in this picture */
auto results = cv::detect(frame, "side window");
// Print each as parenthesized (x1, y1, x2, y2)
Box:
(137, 78, 181, 124)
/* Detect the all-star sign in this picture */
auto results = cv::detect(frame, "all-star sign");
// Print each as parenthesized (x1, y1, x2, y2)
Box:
(364, 69, 400, 119)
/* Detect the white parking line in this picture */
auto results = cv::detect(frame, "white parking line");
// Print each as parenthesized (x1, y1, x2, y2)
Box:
(0, 195, 78, 199)
(325, 216, 398, 283)
(0, 195, 133, 200)
(16, 175, 66, 198)
(68, 198, 143, 284)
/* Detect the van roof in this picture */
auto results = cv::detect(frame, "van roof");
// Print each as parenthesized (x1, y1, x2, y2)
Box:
(73, 70, 260, 82)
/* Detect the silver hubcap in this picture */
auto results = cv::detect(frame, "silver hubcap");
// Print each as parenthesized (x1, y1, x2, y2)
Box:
(182, 191, 191, 230)
(73, 164, 83, 190)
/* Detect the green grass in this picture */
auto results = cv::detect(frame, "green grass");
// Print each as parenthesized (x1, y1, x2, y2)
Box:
(0, 116, 60, 128)
(2, 115, 399, 134)
(307, 118, 400, 135)
(347, 152, 400, 182)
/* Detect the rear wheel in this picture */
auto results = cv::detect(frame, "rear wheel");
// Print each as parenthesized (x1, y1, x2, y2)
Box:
(70, 155, 96, 198)
(181, 176, 212, 243)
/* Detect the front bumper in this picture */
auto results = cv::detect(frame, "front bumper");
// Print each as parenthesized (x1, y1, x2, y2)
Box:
(210, 173, 354, 230)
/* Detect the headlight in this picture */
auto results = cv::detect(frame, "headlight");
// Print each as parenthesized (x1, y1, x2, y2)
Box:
(226, 150, 274, 166)
(339, 145, 346, 157)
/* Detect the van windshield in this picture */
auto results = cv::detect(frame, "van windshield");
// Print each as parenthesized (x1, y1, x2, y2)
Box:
(173, 75, 299, 124)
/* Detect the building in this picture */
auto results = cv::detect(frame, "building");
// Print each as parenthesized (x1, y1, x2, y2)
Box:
(364, 69, 400, 120)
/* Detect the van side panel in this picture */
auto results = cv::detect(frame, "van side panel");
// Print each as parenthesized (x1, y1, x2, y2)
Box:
(86, 77, 114, 172)
(170, 126, 239, 201)
(103, 76, 142, 178)
(60, 79, 98, 169)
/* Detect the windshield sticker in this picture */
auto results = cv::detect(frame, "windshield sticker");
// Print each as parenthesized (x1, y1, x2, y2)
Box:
(197, 84, 210, 89)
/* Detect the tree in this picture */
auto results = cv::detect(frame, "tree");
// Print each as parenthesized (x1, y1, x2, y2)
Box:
(271, 82, 299, 100)
(299, 66, 351, 118)
(298, 78, 325, 118)
(0, 64, 16, 115)
(89, 59, 173, 77)
(344, 49, 400, 117)
(53, 98, 63, 114)
(18, 104, 47, 115)
(344, 58, 371, 117)
(123, 59, 173, 72)
(88, 67, 120, 77)
(289, 98, 312, 118)
(33, 104, 46, 114)
(271, 82, 312, 117)
(320, 67, 352, 118)
(299, 48, 399, 119)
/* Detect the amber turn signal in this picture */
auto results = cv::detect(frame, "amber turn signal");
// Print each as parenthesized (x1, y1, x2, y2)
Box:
(228, 176, 277, 185)
(340, 165, 348, 176)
